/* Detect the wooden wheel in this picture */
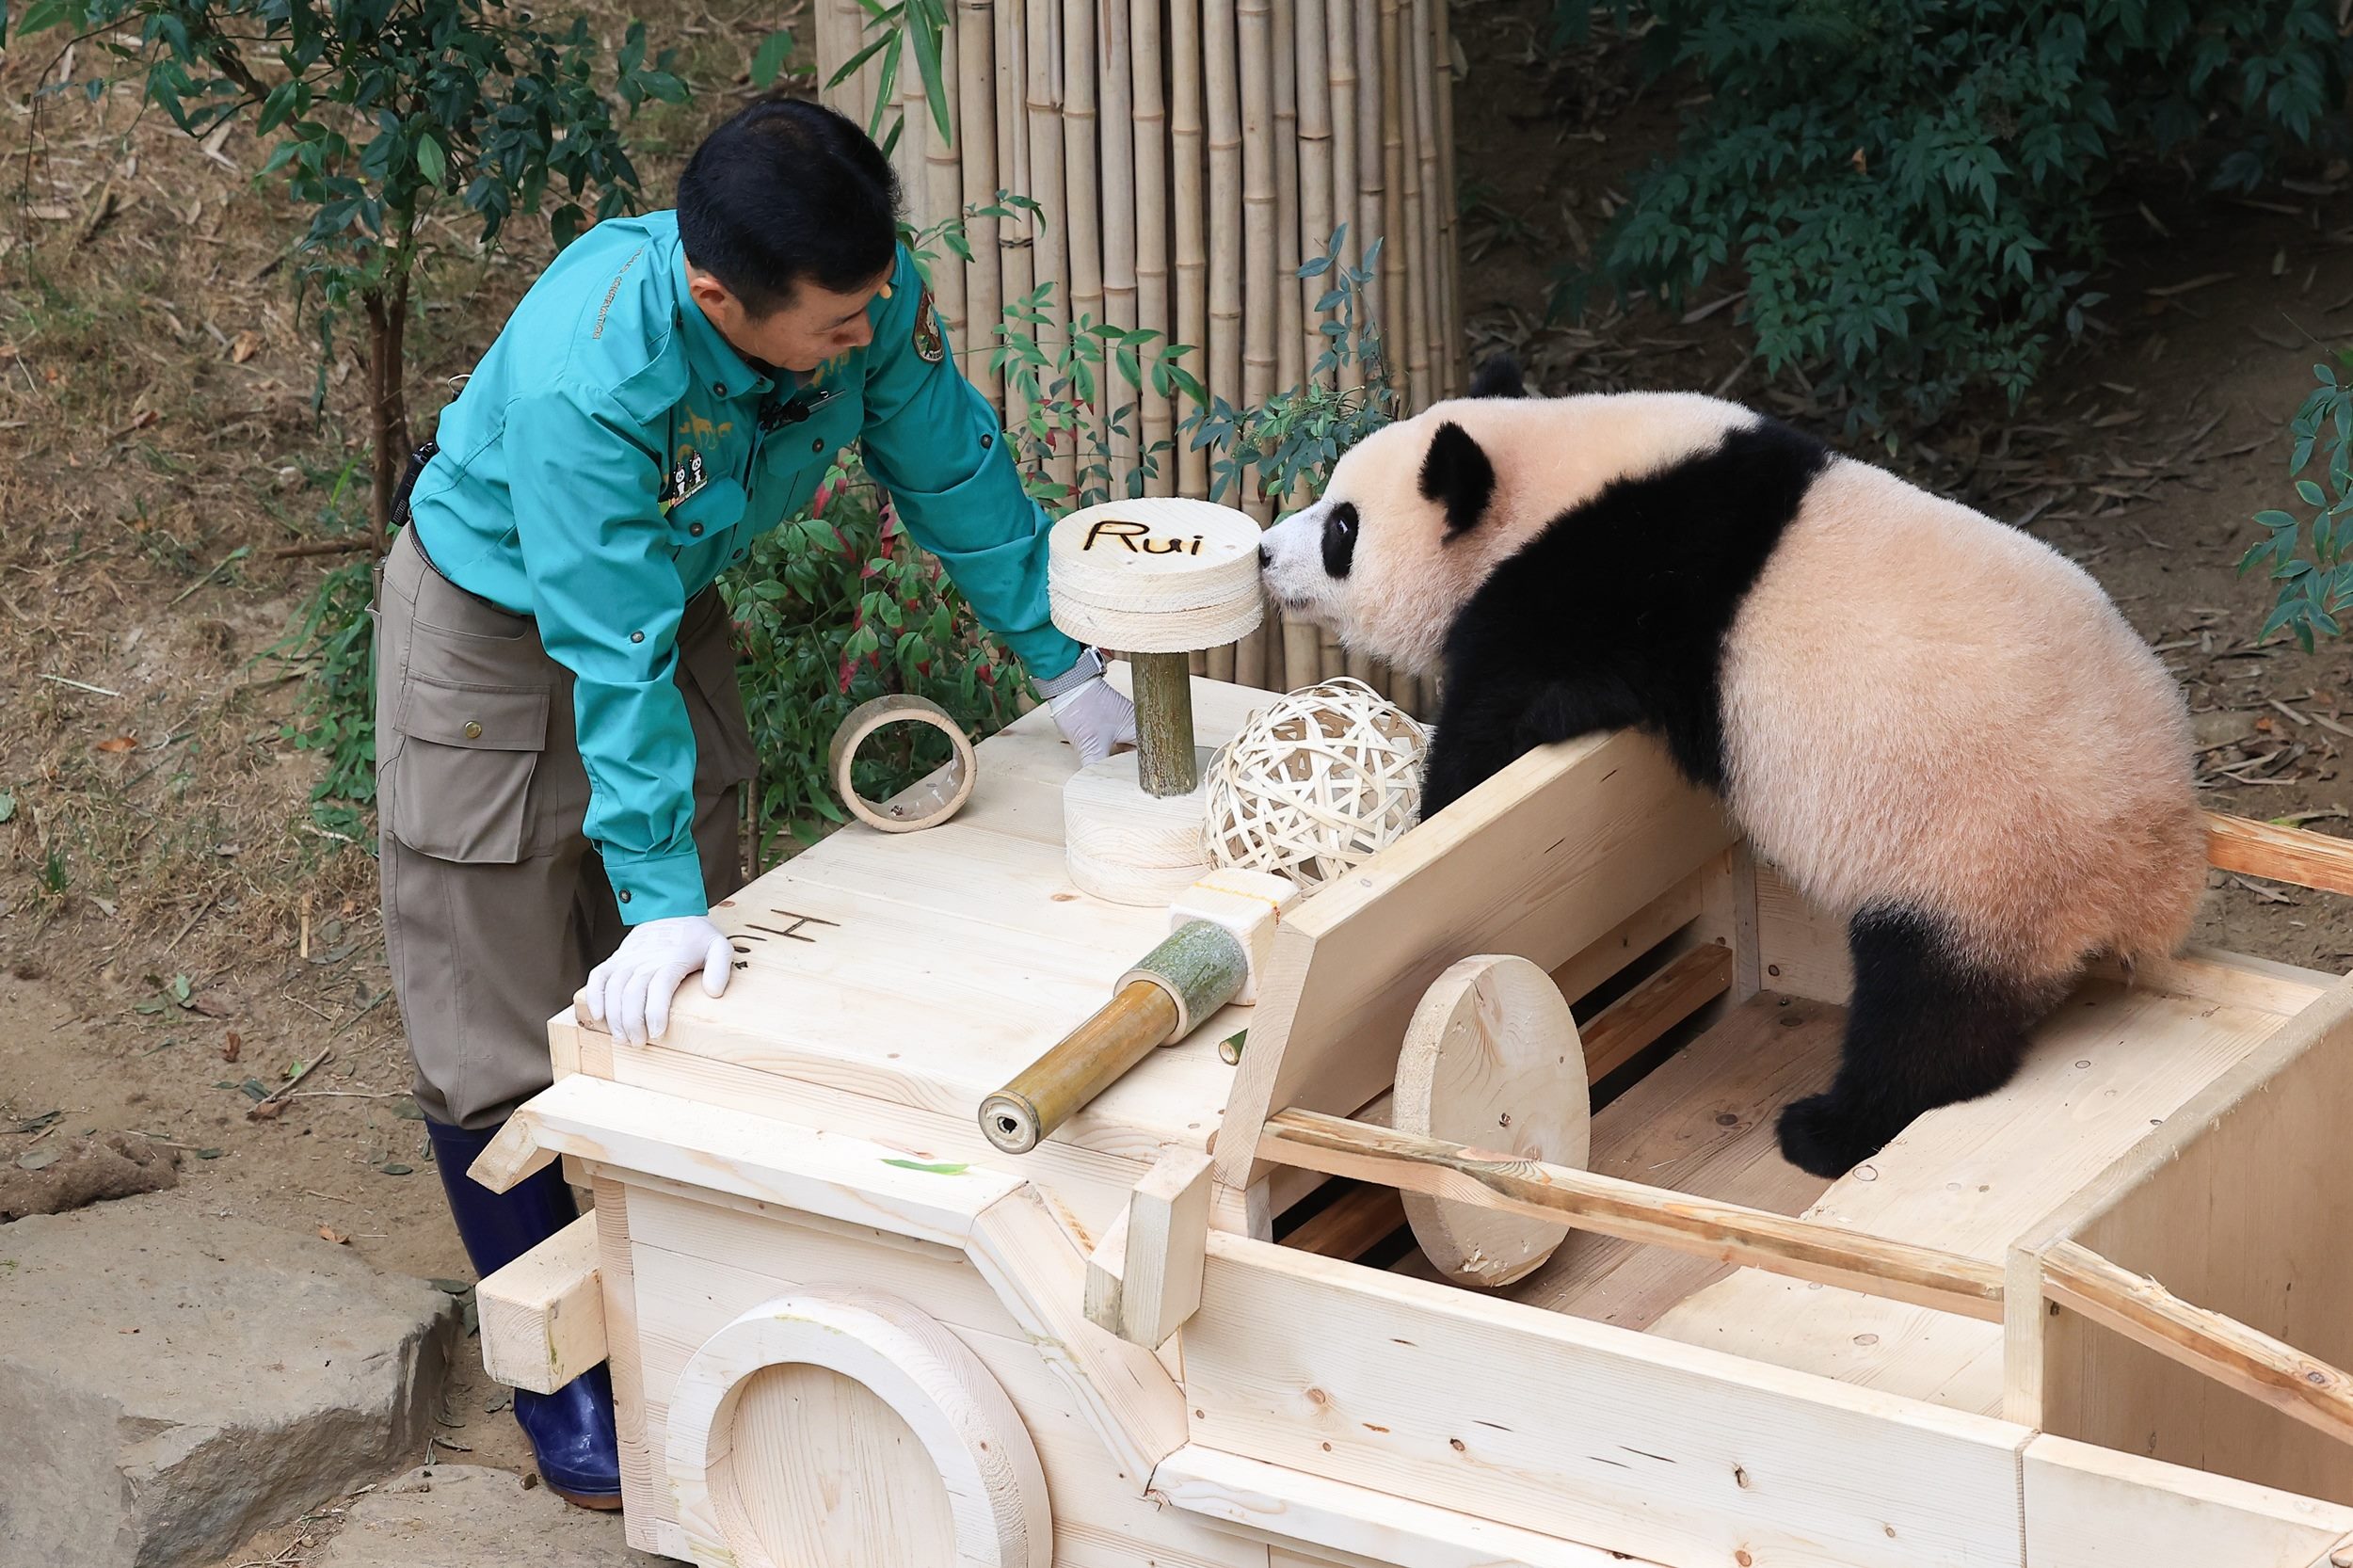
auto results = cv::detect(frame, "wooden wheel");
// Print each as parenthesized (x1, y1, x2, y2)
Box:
(1394, 953, 1592, 1288)
(666, 1289, 1049, 1568)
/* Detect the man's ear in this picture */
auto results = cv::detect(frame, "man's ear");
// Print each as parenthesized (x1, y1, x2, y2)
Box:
(1419, 420, 1496, 536)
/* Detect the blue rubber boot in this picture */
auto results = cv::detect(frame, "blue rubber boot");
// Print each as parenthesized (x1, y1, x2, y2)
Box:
(424, 1115, 623, 1510)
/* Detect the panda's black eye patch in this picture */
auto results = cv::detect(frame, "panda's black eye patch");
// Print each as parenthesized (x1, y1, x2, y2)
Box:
(1321, 502, 1359, 579)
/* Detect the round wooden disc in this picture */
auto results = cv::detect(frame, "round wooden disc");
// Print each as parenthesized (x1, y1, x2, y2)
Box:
(1394, 953, 1592, 1289)
(1048, 498, 1265, 652)
(826, 695, 978, 833)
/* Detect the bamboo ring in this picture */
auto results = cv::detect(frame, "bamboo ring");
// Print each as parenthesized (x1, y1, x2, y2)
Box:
(826, 695, 978, 834)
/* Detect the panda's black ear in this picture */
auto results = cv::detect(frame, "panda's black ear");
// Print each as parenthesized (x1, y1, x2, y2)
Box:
(1419, 420, 1496, 536)
(1468, 353, 1526, 398)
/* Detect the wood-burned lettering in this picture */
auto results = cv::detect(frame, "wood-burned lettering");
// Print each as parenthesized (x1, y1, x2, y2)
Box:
(1081, 519, 1206, 555)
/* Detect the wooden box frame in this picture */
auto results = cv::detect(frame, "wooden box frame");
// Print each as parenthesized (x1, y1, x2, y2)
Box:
(472, 675, 2353, 1568)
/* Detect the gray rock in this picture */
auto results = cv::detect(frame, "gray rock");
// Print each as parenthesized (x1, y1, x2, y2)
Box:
(315, 1466, 658, 1567)
(0, 1194, 461, 1568)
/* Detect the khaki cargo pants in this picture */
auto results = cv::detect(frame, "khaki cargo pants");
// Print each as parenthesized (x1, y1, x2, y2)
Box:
(372, 524, 757, 1129)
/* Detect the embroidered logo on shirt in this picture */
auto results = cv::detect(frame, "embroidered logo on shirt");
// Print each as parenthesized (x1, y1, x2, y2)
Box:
(912, 289, 944, 364)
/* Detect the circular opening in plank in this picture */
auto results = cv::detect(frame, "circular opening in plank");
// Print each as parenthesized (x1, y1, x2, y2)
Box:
(716, 1362, 956, 1568)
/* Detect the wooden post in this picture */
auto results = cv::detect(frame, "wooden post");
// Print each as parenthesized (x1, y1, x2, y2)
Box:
(1131, 651, 1200, 796)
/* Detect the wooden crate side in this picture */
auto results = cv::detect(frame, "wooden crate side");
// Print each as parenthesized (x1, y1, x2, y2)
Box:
(2022, 1434, 2353, 1568)
(587, 1177, 668, 1551)
(1183, 1232, 2028, 1568)
(2018, 974, 2353, 1506)
(1216, 729, 1737, 1189)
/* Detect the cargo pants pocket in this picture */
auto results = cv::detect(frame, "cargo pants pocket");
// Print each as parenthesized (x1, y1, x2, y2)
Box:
(384, 672, 552, 864)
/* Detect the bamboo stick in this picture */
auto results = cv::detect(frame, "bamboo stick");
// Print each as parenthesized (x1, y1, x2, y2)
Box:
(837, 0, 872, 128)
(1204, 0, 1241, 681)
(1431, 0, 1460, 396)
(1258, 1110, 2010, 1322)
(923, 7, 968, 363)
(1173, 0, 1209, 502)
(1025, 0, 1073, 496)
(1391, 0, 1431, 412)
(895, 18, 927, 200)
(1100, 0, 1139, 489)
(1409, 0, 1444, 407)
(956, 0, 999, 411)
(1295, 0, 1332, 386)
(1236, 0, 1275, 689)
(1327, 0, 1359, 399)
(1133, 0, 1174, 498)
(1063, 0, 1102, 488)
(994, 0, 1032, 439)
(2041, 1240, 2353, 1450)
(1273, 0, 1303, 404)
(1351, 0, 1388, 697)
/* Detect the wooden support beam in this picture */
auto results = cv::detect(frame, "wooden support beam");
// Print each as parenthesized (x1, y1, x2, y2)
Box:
(1256, 1109, 2006, 1321)
(2041, 1240, 2353, 1450)
(1085, 1149, 1215, 1349)
(1578, 942, 1735, 1081)
(477, 1210, 606, 1395)
(1284, 1183, 1407, 1260)
(2205, 810, 2353, 897)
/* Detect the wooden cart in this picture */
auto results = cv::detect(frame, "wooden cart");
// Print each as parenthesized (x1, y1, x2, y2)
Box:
(471, 671, 2353, 1568)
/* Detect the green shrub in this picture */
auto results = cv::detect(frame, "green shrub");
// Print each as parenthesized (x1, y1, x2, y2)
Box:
(2244, 349, 2353, 650)
(1558, 0, 2350, 430)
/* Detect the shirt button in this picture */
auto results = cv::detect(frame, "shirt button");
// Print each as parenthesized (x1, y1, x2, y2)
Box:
(981, 433, 993, 449)
(811, 437, 824, 452)
(631, 631, 646, 644)
(617, 889, 632, 904)
(690, 522, 705, 536)
(714, 383, 727, 397)
(462, 720, 483, 740)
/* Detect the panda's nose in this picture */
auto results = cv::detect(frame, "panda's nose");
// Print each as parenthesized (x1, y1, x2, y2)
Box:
(1257, 544, 1271, 569)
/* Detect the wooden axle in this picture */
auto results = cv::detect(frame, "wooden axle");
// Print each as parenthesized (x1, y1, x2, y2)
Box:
(980, 920, 1250, 1154)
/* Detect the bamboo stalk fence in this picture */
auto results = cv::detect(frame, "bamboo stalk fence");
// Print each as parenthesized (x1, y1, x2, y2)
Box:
(818, 0, 1461, 713)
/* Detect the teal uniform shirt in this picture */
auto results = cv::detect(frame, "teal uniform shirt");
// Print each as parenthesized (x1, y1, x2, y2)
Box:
(405, 210, 1079, 925)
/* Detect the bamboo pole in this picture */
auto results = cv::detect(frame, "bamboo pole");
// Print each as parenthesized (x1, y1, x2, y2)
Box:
(995, 0, 1032, 438)
(894, 20, 927, 200)
(1100, 0, 1139, 491)
(836, 0, 872, 127)
(1025, 0, 1073, 497)
(1204, 0, 1241, 682)
(1295, 0, 1331, 386)
(1235, 0, 1275, 690)
(1351, 0, 1388, 697)
(1431, 0, 1460, 396)
(1380, 0, 1415, 710)
(1328, 0, 1359, 398)
(1063, 0, 1102, 473)
(1393, 0, 1431, 413)
(1173, 0, 1209, 504)
(1273, 0, 1303, 403)
(923, 8, 968, 365)
(1409, 0, 1445, 408)
(957, 0, 1000, 412)
(1133, 0, 1174, 499)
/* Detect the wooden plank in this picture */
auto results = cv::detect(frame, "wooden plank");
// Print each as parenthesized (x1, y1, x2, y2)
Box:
(590, 1177, 667, 1551)
(1513, 991, 1839, 1328)
(2040, 1240, 2353, 1450)
(1647, 977, 2293, 1416)
(1578, 943, 1734, 1082)
(1114, 1150, 1215, 1349)
(1185, 1233, 2029, 1568)
(1156, 1444, 1668, 1568)
(2023, 1434, 2353, 1568)
(1283, 1183, 1406, 1260)
(1085, 1205, 1131, 1333)
(2205, 811, 2353, 897)
(2024, 972, 2353, 1505)
(1545, 855, 1717, 1009)
(1217, 728, 1738, 1189)
(1257, 1109, 2006, 1321)
(477, 1210, 606, 1396)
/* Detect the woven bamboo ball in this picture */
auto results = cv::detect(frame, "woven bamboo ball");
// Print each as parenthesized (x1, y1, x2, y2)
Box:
(1202, 678, 1432, 889)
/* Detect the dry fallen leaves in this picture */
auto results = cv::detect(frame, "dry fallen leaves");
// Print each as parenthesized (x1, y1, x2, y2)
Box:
(95, 735, 138, 753)
(221, 1031, 242, 1064)
(229, 331, 262, 364)
(317, 1225, 350, 1245)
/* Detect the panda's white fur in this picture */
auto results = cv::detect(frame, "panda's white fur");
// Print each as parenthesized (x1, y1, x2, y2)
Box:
(1258, 362, 2205, 1176)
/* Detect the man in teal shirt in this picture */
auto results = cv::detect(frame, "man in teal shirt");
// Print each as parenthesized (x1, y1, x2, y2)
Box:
(374, 98, 1131, 1507)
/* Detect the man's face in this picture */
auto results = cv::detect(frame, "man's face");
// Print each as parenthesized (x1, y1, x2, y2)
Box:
(688, 265, 888, 374)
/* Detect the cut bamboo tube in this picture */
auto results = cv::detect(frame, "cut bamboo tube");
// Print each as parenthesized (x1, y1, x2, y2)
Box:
(1100, 0, 1139, 488)
(1204, 0, 1241, 681)
(1025, 0, 1072, 495)
(2041, 1240, 2353, 1450)
(924, 8, 967, 362)
(1173, 0, 1209, 501)
(1257, 1110, 2010, 1322)
(956, 0, 1000, 409)
(1063, 0, 1102, 487)
(1133, 0, 1174, 498)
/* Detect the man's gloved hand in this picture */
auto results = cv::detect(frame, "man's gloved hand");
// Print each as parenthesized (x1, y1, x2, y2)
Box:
(578, 915, 734, 1048)
(1048, 674, 1137, 767)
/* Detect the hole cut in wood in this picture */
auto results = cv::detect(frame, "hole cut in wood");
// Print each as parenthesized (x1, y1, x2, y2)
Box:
(1393, 953, 1593, 1288)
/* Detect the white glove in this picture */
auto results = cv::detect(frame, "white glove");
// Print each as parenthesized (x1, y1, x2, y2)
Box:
(577, 915, 734, 1048)
(1048, 674, 1137, 767)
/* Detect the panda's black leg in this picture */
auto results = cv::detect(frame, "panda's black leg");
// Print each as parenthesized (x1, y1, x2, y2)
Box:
(1420, 673, 1642, 820)
(1774, 907, 2056, 1179)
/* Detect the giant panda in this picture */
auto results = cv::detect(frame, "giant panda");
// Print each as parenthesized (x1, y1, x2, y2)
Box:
(1256, 354, 2207, 1177)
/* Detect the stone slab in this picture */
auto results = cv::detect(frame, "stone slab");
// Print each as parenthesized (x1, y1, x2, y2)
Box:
(314, 1465, 662, 1567)
(0, 1193, 462, 1568)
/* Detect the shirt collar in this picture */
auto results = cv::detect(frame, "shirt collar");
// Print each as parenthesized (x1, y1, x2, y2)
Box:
(668, 234, 776, 404)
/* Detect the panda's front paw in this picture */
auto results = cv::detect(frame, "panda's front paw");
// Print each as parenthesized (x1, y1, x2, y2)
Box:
(1775, 1093, 1890, 1178)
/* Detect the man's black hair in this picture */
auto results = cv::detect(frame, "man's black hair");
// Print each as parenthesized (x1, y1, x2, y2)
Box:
(677, 97, 902, 316)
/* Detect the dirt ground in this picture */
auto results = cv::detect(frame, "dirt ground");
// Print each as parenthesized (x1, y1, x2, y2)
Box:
(4, 0, 2353, 1557)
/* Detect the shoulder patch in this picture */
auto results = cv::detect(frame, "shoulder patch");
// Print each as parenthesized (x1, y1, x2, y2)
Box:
(912, 288, 944, 364)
